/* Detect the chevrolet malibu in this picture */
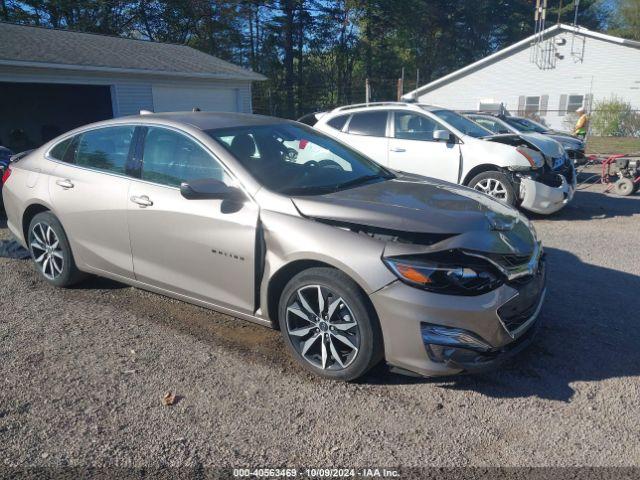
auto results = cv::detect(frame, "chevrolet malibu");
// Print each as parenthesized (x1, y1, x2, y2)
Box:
(1, 112, 546, 381)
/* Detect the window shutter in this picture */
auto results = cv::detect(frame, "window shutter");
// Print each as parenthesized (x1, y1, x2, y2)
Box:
(558, 94, 568, 116)
(517, 96, 525, 115)
(540, 95, 549, 115)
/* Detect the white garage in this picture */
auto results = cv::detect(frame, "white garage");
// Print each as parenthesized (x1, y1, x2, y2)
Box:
(0, 23, 266, 153)
(152, 84, 241, 113)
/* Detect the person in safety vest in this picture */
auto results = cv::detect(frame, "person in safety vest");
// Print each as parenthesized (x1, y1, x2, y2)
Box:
(573, 106, 589, 139)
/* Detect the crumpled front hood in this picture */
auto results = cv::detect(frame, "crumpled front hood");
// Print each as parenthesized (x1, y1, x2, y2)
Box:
(291, 173, 536, 255)
(485, 132, 564, 158)
(518, 133, 564, 158)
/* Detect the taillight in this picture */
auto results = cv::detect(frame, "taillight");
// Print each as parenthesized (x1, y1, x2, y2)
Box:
(1, 164, 11, 184)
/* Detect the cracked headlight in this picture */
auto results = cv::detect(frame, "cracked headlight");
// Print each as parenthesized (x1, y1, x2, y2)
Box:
(383, 254, 503, 296)
(516, 146, 544, 169)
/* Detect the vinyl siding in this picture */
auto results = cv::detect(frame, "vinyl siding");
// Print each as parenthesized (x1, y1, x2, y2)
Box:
(111, 84, 154, 116)
(150, 80, 252, 115)
(0, 66, 255, 117)
(416, 32, 640, 130)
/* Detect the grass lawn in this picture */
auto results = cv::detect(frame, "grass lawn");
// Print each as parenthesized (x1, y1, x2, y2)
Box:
(586, 136, 640, 155)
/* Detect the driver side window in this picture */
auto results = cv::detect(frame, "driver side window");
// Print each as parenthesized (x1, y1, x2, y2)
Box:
(394, 112, 441, 141)
(141, 127, 230, 187)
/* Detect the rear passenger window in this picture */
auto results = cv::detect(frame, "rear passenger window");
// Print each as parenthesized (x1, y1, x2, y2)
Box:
(326, 115, 349, 131)
(49, 138, 72, 161)
(347, 111, 387, 137)
(75, 127, 135, 174)
(141, 127, 229, 187)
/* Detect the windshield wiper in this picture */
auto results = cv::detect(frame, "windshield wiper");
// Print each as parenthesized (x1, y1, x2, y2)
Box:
(332, 174, 391, 192)
(280, 174, 391, 196)
(280, 184, 337, 195)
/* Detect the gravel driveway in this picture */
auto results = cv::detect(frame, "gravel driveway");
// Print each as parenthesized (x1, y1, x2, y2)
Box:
(1, 173, 639, 471)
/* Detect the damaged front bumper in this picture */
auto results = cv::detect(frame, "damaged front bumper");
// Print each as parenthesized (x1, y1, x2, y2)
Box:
(370, 258, 546, 378)
(518, 169, 576, 215)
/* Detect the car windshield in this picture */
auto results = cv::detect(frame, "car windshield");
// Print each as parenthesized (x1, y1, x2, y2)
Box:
(207, 123, 394, 196)
(469, 116, 513, 134)
(429, 109, 492, 138)
(503, 117, 548, 133)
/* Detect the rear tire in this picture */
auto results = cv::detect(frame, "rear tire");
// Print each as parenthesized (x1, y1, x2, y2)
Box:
(27, 211, 86, 287)
(468, 171, 517, 206)
(614, 177, 635, 196)
(278, 267, 383, 381)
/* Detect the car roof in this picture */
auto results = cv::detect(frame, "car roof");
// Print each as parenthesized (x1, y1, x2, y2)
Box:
(415, 104, 444, 112)
(326, 102, 446, 117)
(462, 111, 501, 117)
(473, 114, 508, 121)
(120, 111, 293, 131)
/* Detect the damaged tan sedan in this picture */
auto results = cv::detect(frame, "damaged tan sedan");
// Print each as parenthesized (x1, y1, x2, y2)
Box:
(1, 112, 546, 381)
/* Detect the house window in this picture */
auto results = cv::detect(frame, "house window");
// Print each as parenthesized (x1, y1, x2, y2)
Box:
(567, 95, 584, 113)
(525, 96, 540, 115)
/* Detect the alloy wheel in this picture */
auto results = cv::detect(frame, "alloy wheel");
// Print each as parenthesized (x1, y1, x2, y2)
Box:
(30, 222, 64, 280)
(474, 178, 508, 199)
(285, 285, 360, 371)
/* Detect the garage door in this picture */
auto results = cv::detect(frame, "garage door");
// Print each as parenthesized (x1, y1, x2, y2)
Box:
(152, 85, 239, 113)
(0, 82, 113, 153)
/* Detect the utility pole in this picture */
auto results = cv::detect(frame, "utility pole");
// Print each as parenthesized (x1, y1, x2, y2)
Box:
(416, 68, 420, 90)
(397, 68, 404, 101)
(365, 78, 370, 104)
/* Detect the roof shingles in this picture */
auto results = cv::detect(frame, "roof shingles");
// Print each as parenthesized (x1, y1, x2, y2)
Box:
(0, 22, 265, 81)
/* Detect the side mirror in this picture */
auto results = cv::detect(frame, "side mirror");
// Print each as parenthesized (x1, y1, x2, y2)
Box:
(433, 130, 455, 143)
(180, 178, 244, 201)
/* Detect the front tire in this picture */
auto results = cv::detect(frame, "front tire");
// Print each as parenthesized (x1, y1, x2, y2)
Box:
(468, 171, 517, 206)
(278, 267, 383, 381)
(28, 211, 85, 287)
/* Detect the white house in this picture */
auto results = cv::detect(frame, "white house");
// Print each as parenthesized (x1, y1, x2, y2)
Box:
(402, 24, 640, 131)
(0, 22, 265, 152)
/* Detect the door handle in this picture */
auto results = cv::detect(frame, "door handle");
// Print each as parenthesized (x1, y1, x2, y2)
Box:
(390, 147, 406, 153)
(130, 195, 153, 207)
(55, 179, 74, 189)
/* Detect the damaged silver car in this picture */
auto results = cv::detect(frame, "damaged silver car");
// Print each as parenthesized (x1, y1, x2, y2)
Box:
(2, 112, 545, 380)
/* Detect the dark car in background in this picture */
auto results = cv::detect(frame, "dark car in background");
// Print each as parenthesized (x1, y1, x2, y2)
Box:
(1, 146, 14, 208)
(0, 146, 12, 171)
(465, 113, 587, 165)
